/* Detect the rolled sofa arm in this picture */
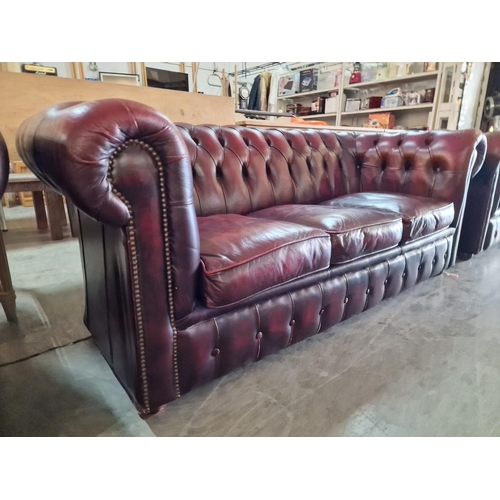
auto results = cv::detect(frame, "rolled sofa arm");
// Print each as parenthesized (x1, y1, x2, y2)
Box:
(17, 99, 185, 226)
(16, 98, 200, 313)
(16, 99, 201, 412)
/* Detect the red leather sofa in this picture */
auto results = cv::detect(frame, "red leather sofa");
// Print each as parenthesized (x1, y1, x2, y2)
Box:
(16, 99, 486, 415)
(459, 132, 500, 257)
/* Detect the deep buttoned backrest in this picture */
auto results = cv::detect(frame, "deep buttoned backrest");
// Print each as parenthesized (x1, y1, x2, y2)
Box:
(176, 124, 485, 223)
(336, 129, 485, 224)
(175, 125, 354, 217)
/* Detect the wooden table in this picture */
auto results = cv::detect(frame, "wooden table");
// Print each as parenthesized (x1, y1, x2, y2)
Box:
(5, 173, 68, 240)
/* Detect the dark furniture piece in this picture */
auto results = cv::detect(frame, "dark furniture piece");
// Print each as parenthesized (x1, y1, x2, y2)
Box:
(459, 132, 500, 258)
(0, 133, 16, 321)
(16, 99, 486, 415)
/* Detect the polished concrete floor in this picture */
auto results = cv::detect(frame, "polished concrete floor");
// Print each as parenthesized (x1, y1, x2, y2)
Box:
(1, 206, 500, 436)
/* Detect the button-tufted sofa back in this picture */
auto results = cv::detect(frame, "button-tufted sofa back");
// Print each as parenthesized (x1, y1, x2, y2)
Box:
(176, 125, 354, 217)
(176, 125, 485, 225)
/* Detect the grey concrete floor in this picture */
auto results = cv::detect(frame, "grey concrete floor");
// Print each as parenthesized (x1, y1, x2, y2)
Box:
(1, 206, 500, 436)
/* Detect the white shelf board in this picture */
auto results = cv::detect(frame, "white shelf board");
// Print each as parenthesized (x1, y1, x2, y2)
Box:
(345, 71, 439, 89)
(301, 112, 338, 119)
(341, 103, 434, 116)
(277, 87, 340, 100)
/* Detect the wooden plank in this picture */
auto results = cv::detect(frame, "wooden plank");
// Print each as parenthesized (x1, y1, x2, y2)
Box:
(0, 71, 235, 160)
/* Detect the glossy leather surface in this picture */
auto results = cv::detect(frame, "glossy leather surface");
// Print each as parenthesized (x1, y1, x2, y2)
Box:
(334, 129, 485, 224)
(176, 127, 485, 225)
(460, 132, 500, 254)
(320, 192, 454, 243)
(15, 99, 486, 413)
(16, 99, 200, 321)
(197, 214, 331, 308)
(249, 204, 402, 264)
(175, 125, 349, 216)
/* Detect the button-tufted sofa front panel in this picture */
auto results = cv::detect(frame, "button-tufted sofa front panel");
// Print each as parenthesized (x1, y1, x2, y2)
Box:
(177, 234, 453, 395)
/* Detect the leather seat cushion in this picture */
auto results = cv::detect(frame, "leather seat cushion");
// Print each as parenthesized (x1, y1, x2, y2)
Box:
(320, 192, 454, 243)
(197, 214, 331, 308)
(249, 204, 403, 264)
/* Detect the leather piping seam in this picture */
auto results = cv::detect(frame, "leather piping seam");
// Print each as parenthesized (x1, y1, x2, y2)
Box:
(108, 139, 181, 413)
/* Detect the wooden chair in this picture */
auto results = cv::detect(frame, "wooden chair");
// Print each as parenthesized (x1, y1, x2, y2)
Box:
(0, 132, 16, 321)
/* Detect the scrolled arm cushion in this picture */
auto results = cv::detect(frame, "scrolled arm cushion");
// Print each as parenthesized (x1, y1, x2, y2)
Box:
(17, 99, 185, 225)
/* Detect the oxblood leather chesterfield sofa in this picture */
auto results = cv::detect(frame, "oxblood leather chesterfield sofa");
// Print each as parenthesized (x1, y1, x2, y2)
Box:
(459, 132, 500, 257)
(16, 99, 486, 415)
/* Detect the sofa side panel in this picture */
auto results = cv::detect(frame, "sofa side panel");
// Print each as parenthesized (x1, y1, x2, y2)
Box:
(78, 212, 140, 407)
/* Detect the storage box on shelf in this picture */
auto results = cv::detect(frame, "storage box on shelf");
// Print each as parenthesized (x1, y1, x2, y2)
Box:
(341, 63, 439, 129)
(278, 62, 441, 130)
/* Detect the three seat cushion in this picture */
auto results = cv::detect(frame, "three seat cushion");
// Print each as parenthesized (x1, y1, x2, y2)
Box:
(320, 192, 454, 243)
(250, 205, 403, 264)
(197, 214, 331, 308)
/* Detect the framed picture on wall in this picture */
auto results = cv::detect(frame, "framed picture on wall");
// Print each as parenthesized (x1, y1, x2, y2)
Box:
(99, 72, 140, 86)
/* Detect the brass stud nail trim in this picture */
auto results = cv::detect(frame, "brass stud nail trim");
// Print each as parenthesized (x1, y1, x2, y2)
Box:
(107, 139, 182, 413)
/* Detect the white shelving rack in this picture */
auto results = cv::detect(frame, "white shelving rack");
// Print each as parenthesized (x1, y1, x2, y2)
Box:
(277, 63, 444, 130)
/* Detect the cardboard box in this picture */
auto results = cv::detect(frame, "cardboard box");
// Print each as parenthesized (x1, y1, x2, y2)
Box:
(367, 112, 395, 129)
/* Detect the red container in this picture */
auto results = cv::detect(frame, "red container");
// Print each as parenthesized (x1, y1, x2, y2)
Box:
(368, 96, 383, 109)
